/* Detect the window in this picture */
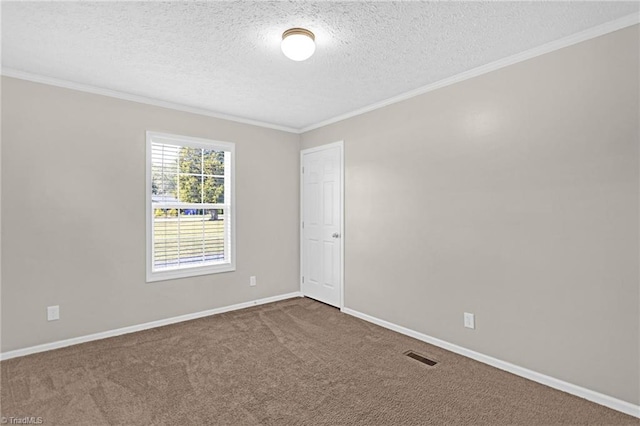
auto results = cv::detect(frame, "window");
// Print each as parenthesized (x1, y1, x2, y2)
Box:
(146, 131, 235, 282)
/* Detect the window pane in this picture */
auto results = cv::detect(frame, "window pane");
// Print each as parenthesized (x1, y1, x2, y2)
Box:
(153, 208, 179, 269)
(177, 210, 205, 265)
(179, 146, 202, 174)
(153, 208, 227, 270)
(151, 142, 179, 202)
(204, 208, 225, 262)
(203, 177, 225, 204)
(203, 149, 225, 176)
(153, 173, 177, 202)
(152, 143, 179, 174)
(178, 173, 202, 203)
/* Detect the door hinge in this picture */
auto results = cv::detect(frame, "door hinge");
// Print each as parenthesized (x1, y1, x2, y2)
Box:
(302, 166, 304, 174)
(302, 221, 304, 229)
(302, 276, 305, 283)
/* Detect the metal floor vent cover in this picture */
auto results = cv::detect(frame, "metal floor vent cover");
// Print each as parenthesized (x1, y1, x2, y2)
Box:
(404, 350, 438, 366)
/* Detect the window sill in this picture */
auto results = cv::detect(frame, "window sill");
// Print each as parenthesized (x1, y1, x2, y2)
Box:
(146, 262, 236, 283)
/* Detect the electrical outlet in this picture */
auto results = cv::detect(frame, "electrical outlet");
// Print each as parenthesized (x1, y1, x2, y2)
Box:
(47, 305, 60, 321)
(464, 312, 475, 329)
(249, 276, 257, 287)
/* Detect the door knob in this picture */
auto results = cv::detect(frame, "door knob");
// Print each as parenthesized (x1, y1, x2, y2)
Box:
(332, 233, 340, 238)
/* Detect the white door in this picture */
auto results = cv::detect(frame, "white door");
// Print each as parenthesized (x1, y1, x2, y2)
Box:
(301, 142, 343, 308)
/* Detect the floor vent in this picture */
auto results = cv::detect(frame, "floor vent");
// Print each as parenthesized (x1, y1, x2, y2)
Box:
(404, 350, 437, 366)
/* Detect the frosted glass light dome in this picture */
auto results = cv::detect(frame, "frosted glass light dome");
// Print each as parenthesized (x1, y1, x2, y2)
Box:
(281, 28, 315, 61)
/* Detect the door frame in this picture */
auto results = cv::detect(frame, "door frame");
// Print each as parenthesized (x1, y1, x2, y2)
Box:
(300, 141, 345, 309)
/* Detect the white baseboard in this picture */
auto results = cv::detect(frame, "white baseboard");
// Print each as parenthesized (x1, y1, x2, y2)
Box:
(0, 292, 302, 361)
(342, 307, 640, 419)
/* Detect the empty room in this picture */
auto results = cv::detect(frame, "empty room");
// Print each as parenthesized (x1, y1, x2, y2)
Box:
(1, 1, 639, 425)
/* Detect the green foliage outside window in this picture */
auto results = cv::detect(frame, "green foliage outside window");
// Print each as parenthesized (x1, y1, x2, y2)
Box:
(151, 147, 226, 205)
(179, 147, 225, 204)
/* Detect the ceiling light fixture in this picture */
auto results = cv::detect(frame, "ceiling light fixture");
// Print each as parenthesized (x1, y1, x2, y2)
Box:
(281, 28, 315, 61)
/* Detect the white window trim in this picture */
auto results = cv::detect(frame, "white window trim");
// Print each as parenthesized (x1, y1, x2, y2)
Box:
(146, 131, 236, 282)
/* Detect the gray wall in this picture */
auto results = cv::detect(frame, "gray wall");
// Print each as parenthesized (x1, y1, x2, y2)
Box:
(301, 26, 639, 405)
(1, 77, 300, 352)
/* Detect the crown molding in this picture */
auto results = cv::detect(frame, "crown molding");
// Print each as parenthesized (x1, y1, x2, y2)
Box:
(300, 12, 640, 133)
(0, 68, 300, 134)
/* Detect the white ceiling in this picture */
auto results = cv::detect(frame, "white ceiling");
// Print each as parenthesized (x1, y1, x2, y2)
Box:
(2, 1, 638, 132)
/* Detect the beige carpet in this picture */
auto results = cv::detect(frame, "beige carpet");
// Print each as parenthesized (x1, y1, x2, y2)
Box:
(1, 297, 637, 425)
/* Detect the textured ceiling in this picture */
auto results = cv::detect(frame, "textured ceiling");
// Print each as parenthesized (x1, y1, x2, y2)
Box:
(2, 1, 638, 131)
